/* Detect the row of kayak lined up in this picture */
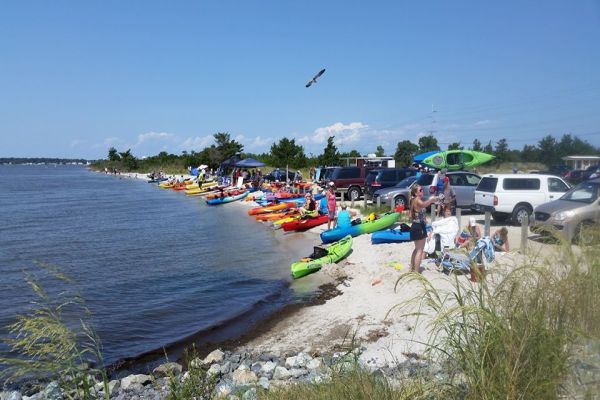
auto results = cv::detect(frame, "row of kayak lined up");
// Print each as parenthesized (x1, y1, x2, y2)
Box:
(149, 177, 415, 279)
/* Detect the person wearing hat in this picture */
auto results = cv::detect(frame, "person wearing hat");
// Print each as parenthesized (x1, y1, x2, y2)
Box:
(456, 216, 482, 249)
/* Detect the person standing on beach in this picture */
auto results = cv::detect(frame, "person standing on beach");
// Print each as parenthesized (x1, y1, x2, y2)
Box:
(326, 182, 337, 229)
(409, 184, 439, 273)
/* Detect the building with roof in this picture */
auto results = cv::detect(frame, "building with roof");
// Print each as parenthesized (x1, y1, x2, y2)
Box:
(562, 155, 600, 170)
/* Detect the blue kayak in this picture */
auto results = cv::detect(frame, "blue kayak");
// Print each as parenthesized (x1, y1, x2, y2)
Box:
(371, 229, 411, 244)
(206, 191, 248, 205)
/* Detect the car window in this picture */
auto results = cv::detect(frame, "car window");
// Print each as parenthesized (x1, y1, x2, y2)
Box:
(560, 182, 600, 203)
(449, 174, 465, 186)
(381, 170, 396, 180)
(464, 174, 481, 186)
(477, 177, 498, 192)
(548, 178, 569, 193)
(503, 178, 540, 190)
(416, 174, 434, 186)
(365, 171, 379, 185)
(395, 176, 417, 188)
(336, 168, 360, 179)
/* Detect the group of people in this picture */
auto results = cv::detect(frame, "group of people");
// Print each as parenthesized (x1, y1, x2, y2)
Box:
(298, 182, 358, 230)
(407, 181, 510, 274)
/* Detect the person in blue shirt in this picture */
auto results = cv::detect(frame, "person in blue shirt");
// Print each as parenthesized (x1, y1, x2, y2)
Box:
(318, 188, 328, 215)
(336, 202, 357, 228)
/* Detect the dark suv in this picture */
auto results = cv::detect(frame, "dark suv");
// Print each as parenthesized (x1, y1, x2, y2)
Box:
(364, 168, 417, 198)
(325, 166, 374, 200)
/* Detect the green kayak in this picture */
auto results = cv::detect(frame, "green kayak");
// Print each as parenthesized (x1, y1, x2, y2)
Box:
(291, 235, 353, 279)
(422, 150, 495, 171)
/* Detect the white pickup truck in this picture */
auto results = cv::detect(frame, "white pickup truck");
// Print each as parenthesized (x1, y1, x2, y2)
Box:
(472, 174, 571, 225)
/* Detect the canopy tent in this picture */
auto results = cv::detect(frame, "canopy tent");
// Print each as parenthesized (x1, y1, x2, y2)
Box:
(235, 158, 266, 168)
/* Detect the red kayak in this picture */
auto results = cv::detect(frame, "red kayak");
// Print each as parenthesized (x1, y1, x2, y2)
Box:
(282, 215, 329, 232)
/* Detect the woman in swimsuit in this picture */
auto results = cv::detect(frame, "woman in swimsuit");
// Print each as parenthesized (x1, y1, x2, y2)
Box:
(492, 227, 509, 252)
(409, 184, 439, 273)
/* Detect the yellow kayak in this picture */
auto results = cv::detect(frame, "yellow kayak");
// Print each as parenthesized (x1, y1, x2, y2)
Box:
(273, 216, 300, 226)
(186, 183, 218, 195)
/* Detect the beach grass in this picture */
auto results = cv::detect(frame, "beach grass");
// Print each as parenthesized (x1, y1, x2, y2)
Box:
(387, 228, 600, 399)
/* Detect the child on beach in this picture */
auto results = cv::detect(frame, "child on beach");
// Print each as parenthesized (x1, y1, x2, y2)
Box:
(492, 227, 510, 252)
(456, 217, 482, 249)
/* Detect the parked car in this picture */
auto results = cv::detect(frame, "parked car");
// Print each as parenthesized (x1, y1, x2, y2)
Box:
(472, 174, 571, 225)
(421, 171, 482, 209)
(364, 168, 417, 198)
(583, 165, 600, 180)
(325, 166, 375, 200)
(531, 178, 600, 244)
(372, 176, 418, 208)
(374, 172, 481, 209)
(564, 169, 586, 185)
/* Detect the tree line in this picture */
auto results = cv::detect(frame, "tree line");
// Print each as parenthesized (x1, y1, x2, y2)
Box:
(96, 132, 599, 173)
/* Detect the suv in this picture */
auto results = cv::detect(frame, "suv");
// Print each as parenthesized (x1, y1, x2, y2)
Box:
(530, 179, 600, 244)
(472, 174, 571, 225)
(325, 166, 373, 200)
(364, 168, 417, 198)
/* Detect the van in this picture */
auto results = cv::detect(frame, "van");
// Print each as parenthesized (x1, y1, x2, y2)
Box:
(472, 174, 571, 225)
(364, 168, 417, 198)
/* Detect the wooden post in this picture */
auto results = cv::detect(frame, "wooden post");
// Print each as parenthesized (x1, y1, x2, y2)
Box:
(456, 207, 462, 230)
(430, 204, 436, 222)
(521, 214, 529, 254)
(341, 191, 345, 203)
(484, 211, 491, 237)
(377, 196, 381, 208)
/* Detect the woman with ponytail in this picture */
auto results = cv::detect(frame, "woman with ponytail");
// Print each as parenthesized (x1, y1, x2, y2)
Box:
(409, 184, 439, 273)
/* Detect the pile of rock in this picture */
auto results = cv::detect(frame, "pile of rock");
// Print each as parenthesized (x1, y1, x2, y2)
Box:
(0, 347, 441, 400)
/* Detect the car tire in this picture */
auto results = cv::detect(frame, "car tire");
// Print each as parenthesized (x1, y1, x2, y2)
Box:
(394, 196, 407, 209)
(347, 187, 361, 201)
(511, 204, 532, 226)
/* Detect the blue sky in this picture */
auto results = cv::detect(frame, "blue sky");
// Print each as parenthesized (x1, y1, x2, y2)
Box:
(1, 1, 600, 159)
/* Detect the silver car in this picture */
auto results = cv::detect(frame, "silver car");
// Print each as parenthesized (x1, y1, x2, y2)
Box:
(372, 176, 417, 208)
(421, 171, 482, 208)
(530, 178, 600, 244)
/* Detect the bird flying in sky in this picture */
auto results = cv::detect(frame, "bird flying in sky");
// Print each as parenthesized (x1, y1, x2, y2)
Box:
(305, 68, 326, 88)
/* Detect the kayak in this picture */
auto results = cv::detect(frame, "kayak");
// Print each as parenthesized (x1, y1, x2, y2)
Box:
(272, 216, 299, 228)
(248, 202, 296, 216)
(422, 150, 495, 171)
(320, 212, 400, 244)
(256, 210, 300, 222)
(371, 229, 411, 244)
(185, 183, 218, 195)
(413, 150, 441, 164)
(291, 235, 353, 279)
(282, 215, 329, 232)
(186, 181, 217, 190)
(206, 191, 248, 205)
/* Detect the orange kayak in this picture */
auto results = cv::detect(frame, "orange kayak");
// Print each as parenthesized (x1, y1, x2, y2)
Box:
(255, 210, 299, 221)
(248, 202, 296, 216)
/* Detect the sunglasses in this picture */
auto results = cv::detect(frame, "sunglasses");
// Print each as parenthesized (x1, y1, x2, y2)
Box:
(418, 188, 423, 192)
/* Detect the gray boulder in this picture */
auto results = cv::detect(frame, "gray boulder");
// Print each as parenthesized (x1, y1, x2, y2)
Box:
(203, 349, 225, 365)
(121, 374, 152, 390)
(242, 387, 257, 400)
(42, 382, 63, 400)
(272, 366, 291, 380)
(152, 362, 183, 378)
(232, 365, 258, 385)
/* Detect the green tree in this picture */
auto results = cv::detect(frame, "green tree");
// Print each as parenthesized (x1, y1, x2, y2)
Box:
(418, 135, 440, 153)
(270, 137, 307, 169)
(448, 142, 463, 150)
(342, 149, 361, 158)
(537, 135, 558, 167)
(394, 140, 419, 167)
(494, 138, 509, 162)
(483, 140, 493, 154)
(521, 144, 539, 162)
(375, 145, 385, 157)
(118, 149, 138, 170)
(108, 147, 120, 162)
(319, 136, 341, 166)
(213, 132, 244, 161)
(471, 139, 482, 152)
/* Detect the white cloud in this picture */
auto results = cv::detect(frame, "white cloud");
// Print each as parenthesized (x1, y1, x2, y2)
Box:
(248, 136, 273, 149)
(135, 131, 175, 146)
(179, 135, 214, 150)
(310, 122, 369, 145)
(70, 139, 85, 147)
(93, 137, 123, 149)
(473, 119, 493, 126)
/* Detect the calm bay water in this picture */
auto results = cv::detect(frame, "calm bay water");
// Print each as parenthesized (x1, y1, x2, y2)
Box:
(0, 165, 320, 372)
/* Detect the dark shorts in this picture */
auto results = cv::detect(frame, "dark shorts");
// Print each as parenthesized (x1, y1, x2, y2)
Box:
(410, 222, 427, 241)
